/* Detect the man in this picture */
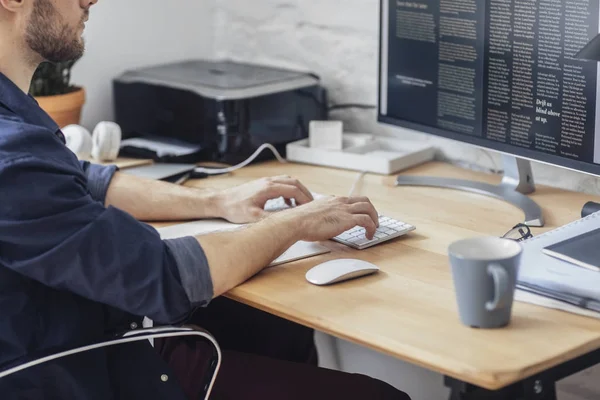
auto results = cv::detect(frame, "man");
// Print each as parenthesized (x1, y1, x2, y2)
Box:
(0, 0, 412, 399)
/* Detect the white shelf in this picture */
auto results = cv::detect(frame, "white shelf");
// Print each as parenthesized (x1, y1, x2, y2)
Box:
(286, 134, 435, 175)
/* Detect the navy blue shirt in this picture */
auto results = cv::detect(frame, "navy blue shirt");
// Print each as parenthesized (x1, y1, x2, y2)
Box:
(0, 72, 213, 398)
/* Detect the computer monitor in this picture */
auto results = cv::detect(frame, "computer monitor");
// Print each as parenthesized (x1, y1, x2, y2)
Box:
(378, 0, 600, 227)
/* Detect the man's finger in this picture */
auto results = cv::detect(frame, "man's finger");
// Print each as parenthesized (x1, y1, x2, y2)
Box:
(349, 202, 379, 228)
(265, 184, 312, 205)
(270, 177, 313, 204)
(352, 214, 377, 240)
(252, 206, 269, 220)
(347, 196, 372, 204)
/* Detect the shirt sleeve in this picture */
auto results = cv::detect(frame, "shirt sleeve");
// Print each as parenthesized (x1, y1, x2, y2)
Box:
(78, 160, 118, 204)
(163, 237, 214, 308)
(75, 160, 214, 306)
(0, 154, 214, 324)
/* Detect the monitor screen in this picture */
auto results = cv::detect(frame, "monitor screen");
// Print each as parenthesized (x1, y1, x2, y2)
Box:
(378, 0, 600, 176)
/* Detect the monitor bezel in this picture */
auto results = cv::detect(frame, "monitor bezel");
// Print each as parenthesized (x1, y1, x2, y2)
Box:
(377, 0, 600, 179)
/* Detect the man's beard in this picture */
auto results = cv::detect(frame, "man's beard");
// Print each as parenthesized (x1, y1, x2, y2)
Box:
(25, 0, 86, 63)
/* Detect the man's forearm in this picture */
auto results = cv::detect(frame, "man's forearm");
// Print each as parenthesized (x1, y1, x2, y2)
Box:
(197, 213, 302, 297)
(105, 172, 219, 221)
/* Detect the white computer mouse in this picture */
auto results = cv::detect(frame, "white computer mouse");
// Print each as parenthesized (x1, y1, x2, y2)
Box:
(305, 259, 380, 286)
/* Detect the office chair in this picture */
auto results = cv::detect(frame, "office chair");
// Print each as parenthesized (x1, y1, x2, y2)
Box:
(0, 324, 222, 400)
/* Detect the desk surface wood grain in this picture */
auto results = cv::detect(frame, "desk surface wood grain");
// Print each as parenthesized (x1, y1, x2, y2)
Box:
(154, 160, 600, 390)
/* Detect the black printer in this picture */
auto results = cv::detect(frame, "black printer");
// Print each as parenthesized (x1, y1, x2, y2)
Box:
(112, 59, 328, 165)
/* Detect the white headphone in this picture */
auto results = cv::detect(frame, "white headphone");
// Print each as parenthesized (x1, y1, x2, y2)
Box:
(62, 121, 122, 161)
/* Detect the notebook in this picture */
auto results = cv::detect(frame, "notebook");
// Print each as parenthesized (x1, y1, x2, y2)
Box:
(156, 219, 330, 267)
(542, 227, 600, 272)
(515, 211, 600, 315)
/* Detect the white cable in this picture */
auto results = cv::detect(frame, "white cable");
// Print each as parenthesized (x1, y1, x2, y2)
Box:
(194, 143, 287, 175)
(479, 149, 502, 174)
(348, 171, 367, 197)
(447, 153, 503, 175)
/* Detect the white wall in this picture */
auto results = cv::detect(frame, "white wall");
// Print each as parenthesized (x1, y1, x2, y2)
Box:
(214, 2, 600, 400)
(71, 0, 215, 130)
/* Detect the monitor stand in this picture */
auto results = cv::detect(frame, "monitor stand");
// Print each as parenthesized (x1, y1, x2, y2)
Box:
(395, 155, 545, 227)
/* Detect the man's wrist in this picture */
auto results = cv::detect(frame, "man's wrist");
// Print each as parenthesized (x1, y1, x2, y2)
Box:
(265, 211, 306, 244)
(188, 187, 223, 219)
(203, 189, 226, 219)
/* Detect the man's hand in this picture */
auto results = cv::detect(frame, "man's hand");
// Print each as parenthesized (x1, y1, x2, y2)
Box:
(278, 196, 380, 241)
(214, 175, 314, 224)
(198, 194, 380, 297)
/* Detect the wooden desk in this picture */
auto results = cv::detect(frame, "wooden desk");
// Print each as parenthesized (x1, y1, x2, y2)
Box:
(174, 161, 600, 398)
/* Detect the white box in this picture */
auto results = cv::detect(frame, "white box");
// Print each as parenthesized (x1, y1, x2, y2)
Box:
(286, 134, 436, 175)
(309, 120, 343, 150)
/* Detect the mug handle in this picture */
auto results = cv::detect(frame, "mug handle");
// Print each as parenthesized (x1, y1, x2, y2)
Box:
(486, 263, 509, 311)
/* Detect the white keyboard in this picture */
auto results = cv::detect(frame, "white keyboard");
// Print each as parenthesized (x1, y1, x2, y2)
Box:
(264, 195, 415, 250)
(333, 215, 415, 250)
(264, 192, 327, 212)
(264, 196, 296, 212)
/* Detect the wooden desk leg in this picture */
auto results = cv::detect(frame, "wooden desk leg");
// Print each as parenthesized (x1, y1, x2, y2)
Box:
(445, 347, 600, 399)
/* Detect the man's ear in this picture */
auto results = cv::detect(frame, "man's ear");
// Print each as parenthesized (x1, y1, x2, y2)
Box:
(0, 0, 26, 13)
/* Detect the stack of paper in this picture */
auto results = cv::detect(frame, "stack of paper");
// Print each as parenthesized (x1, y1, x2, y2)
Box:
(515, 290, 600, 320)
(516, 212, 600, 318)
(120, 137, 202, 158)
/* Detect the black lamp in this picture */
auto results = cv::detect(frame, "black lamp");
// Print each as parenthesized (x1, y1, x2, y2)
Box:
(575, 34, 600, 61)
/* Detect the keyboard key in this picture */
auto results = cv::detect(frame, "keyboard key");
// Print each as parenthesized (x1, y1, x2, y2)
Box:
(352, 238, 373, 247)
(332, 215, 415, 250)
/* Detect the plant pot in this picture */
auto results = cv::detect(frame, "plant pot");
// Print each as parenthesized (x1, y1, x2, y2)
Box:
(35, 87, 85, 128)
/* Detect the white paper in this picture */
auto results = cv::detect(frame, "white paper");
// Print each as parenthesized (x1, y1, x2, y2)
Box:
(515, 289, 600, 320)
(158, 219, 243, 238)
(120, 137, 202, 157)
(157, 219, 330, 267)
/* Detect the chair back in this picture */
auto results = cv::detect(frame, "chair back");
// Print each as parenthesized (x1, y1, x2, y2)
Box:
(0, 325, 221, 400)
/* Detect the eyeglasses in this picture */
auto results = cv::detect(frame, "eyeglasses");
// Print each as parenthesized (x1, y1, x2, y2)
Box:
(502, 223, 533, 242)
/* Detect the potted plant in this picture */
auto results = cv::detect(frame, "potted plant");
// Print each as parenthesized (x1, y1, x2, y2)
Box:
(29, 60, 85, 128)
